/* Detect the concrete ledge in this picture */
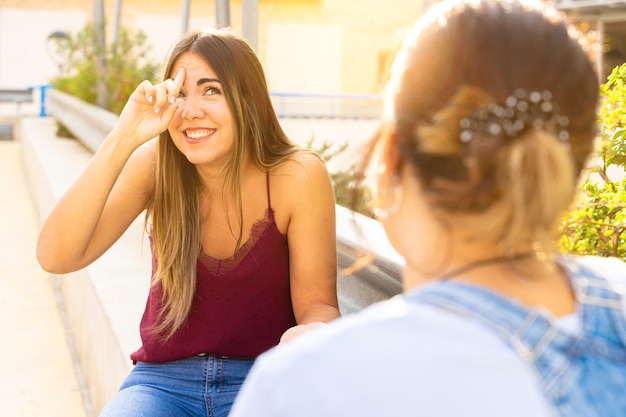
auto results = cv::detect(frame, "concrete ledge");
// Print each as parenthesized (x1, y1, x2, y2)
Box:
(20, 117, 149, 415)
(46, 89, 118, 153)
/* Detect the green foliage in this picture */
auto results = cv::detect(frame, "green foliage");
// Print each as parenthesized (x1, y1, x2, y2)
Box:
(305, 136, 374, 217)
(559, 180, 626, 258)
(597, 64, 626, 173)
(49, 23, 160, 115)
(559, 63, 626, 259)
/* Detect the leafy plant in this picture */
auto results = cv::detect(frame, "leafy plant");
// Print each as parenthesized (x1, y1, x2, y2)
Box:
(49, 23, 160, 115)
(559, 63, 626, 259)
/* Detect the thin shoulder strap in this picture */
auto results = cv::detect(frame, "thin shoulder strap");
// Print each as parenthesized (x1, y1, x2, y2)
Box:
(265, 171, 272, 210)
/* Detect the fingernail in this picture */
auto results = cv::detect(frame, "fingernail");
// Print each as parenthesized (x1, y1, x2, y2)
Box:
(148, 96, 153, 103)
(154, 107, 160, 114)
(169, 96, 176, 104)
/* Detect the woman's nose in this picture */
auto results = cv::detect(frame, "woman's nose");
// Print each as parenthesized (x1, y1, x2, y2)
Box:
(180, 97, 204, 119)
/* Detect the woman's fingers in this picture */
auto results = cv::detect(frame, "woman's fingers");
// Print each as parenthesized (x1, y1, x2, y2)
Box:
(130, 70, 185, 118)
(116, 73, 185, 144)
(165, 79, 179, 104)
(153, 83, 167, 113)
(148, 72, 184, 113)
(172, 68, 185, 90)
(136, 80, 154, 103)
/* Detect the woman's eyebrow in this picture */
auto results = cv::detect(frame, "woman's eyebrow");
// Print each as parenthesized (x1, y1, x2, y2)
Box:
(197, 77, 221, 85)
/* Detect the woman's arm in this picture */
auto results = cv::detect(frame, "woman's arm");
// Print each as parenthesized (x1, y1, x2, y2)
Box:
(275, 152, 341, 343)
(36, 71, 185, 273)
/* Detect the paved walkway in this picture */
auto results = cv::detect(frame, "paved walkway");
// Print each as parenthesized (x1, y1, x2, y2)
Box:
(0, 139, 88, 417)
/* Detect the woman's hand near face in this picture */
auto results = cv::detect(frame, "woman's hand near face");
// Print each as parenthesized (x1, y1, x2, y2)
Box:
(36, 72, 186, 274)
(113, 68, 186, 147)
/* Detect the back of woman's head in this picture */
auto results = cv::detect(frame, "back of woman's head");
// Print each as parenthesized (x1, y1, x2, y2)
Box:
(385, 0, 599, 250)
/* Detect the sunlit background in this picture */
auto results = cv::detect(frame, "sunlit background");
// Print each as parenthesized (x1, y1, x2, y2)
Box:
(0, 1, 624, 417)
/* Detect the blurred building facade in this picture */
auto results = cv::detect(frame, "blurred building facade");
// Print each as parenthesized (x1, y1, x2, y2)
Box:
(0, 0, 424, 94)
(556, 0, 626, 79)
(1, 1, 623, 95)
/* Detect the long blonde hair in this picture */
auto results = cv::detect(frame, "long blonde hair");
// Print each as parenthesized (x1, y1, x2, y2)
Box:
(147, 29, 300, 340)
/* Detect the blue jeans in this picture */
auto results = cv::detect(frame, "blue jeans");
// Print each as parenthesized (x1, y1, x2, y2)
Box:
(409, 256, 626, 417)
(98, 355, 255, 417)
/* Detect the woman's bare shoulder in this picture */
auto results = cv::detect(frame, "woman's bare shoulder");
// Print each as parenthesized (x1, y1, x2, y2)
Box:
(131, 138, 158, 163)
(271, 150, 329, 181)
(269, 150, 334, 212)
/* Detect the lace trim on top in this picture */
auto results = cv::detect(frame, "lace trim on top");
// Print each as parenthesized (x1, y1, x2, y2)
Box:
(198, 208, 276, 275)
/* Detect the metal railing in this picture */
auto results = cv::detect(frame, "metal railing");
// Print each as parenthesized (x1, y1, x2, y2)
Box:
(0, 88, 33, 103)
(47, 89, 118, 153)
(0, 88, 34, 115)
(270, 91, 383, 120)
(0, 85, 51, 116)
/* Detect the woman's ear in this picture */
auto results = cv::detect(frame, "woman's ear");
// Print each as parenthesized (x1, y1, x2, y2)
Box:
(369, 126, 404, 220)
(379, 126, 401, 176)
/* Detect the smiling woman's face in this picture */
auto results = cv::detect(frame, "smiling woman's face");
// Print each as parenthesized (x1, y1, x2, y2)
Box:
(167, 52, 236, 169)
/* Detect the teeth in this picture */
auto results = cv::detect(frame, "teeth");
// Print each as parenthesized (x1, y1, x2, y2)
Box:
(186, 129, 214, 139)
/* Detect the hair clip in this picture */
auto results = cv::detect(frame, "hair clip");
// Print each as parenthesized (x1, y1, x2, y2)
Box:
(459, 89, 570, 144)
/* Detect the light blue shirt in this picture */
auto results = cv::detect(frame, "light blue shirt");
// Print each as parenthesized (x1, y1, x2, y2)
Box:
(230, 256, 626, 417)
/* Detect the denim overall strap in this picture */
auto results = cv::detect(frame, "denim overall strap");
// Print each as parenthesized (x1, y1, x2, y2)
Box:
(559, 257, 626, 346)
(406, 259, 626, 417)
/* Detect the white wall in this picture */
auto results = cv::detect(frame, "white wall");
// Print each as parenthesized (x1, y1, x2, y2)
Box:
(0, 8, 218, 88)
(0, 8, 87, 87)
(266, 22, 342, 93)
(134, 13, 216, 71)
(0, 9, 347, 94)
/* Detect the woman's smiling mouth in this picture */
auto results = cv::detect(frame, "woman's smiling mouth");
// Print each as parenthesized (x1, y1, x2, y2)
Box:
(185, 128, 216, 142)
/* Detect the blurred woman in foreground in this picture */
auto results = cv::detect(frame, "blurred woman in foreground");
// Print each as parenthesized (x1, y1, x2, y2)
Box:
(229, 1, 626, 416)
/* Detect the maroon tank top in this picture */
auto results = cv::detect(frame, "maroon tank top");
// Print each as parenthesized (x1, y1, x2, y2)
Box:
(131, 173, 296, 363)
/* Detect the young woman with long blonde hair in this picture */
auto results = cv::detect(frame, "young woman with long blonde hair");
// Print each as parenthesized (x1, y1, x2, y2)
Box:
(37, 29, 340, 417)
